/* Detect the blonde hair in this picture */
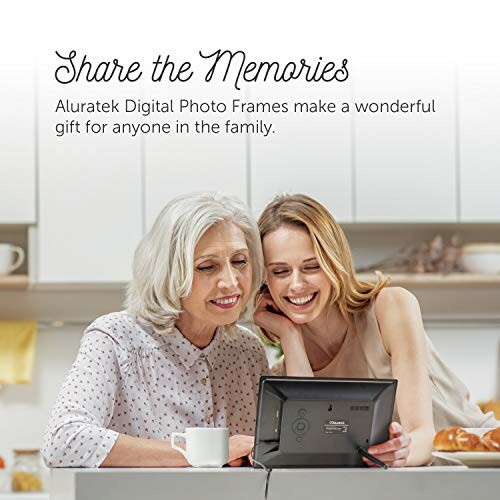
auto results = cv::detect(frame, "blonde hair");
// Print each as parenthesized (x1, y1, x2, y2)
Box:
(258, 194, 389, 323)
(125, 192, 264, 334)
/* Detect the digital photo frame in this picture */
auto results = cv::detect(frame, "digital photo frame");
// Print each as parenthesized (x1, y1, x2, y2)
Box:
(253, 376, 397, 468)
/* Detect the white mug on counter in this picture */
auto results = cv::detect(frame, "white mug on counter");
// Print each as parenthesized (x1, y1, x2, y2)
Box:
(171, 427, 229, 467)
(0, 244, 25, 275)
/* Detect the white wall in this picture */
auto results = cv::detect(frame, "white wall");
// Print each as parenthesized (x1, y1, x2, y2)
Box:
(0, 325, 82, 470)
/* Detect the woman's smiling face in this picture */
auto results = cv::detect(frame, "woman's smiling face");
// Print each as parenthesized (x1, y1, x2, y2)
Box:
(262, 225, 332, 324)
(179, 221, 252, 335)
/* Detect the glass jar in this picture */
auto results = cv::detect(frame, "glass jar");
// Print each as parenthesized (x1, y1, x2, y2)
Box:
(11, 449, 44, 492)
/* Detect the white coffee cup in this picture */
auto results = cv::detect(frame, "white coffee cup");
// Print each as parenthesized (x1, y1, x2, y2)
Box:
(171, 427, 229, 468)
(0, 244, 25, 275)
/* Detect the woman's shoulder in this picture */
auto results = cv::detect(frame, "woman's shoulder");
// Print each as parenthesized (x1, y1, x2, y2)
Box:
(84, 310, 155, 349)
(373, 286, 421, 320)
(371, 286, 425, 353)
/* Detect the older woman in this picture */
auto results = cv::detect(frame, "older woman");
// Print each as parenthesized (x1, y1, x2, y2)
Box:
(42, 192, 270, 468)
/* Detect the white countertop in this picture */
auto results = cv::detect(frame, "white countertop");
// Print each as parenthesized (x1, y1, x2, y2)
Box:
(49, 466, 500, 500)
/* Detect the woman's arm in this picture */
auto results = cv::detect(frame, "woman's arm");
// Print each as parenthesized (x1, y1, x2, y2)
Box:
(43, 329, 255, 468)
(372, 287, 436, 467)
(42, 330, 191, 468)
(278, 332, 314, 377)
(42, 330, 124, 467)
(254, 290, 313, 376)
(100, 434, 188, 467)
(100, 434, 254, 467)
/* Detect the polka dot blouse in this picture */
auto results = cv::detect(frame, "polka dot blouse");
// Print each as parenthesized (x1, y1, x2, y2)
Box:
(42, 311, 271, 468)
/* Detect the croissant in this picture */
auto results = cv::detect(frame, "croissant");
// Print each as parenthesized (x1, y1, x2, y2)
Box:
(433, 426, 500, 452)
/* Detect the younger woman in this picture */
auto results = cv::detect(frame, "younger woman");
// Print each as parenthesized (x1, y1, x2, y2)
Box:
(254, 194, 498, 467)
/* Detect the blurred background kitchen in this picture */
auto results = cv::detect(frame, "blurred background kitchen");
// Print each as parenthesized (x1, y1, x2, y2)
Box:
(0, 54, 499, 496)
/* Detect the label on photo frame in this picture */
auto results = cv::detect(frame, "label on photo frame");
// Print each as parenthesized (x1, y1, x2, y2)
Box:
(324, 419, 349, 434)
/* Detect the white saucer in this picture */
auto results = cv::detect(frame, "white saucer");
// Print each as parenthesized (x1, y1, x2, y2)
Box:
(432, 451, 500, 468)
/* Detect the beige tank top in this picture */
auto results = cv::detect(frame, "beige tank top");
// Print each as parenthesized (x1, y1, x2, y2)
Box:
(271, 299, 499, 431)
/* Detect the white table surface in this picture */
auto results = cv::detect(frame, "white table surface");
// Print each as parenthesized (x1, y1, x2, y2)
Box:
(267, 466, 500, 500)
(51, 467, 267, 500)
(48, 466, 500, 500)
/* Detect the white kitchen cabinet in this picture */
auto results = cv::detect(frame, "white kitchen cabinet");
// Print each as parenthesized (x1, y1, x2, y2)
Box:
(144, 82, 247, 230)
(36, 57, 143, 282)
(0, 56, 36, 224)
(458, 61, 500, 221)
(249, 82, 353, 222)
(354, 60, 457, 222)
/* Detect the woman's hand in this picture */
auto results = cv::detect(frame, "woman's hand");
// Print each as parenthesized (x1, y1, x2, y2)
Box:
(254, 289, 300, 342)
(254, 287, 314, 377)
(363, 422, 411, 468)
(227, 435, 254, 467)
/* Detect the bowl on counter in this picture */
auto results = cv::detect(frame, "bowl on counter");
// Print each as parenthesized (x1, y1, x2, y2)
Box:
(462, 243, 500, 274)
